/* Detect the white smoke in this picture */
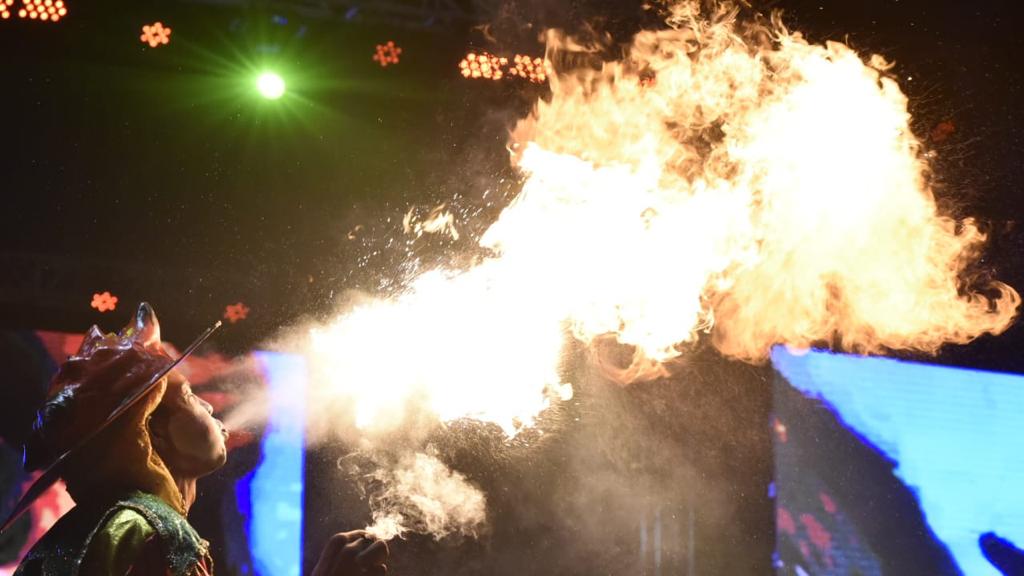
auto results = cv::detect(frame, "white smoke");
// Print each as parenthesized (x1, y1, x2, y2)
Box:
(361, 451, 488, 540)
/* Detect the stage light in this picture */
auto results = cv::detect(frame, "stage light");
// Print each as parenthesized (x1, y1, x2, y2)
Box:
(140, 21, 172, 48)
(509, 54, 552, 84)
(224, 302, 251, 323)
(256, 72, 286, 100)
(458, 52, 507, 80)
(17, 0, 64, 22)
(373, 41, 402, 67)
(459, 51, 551, 83)
(1, 0, 13, 19)
(90, 291, 118, 313)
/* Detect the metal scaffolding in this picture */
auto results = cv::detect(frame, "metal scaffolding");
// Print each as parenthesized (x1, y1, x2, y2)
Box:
(181, 0, 502, 29)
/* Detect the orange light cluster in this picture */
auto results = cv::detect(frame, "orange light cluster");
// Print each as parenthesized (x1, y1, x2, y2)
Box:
(140, 21, 171, 47)
(508, 54, 552, 84)
(224, 302, 250, 324)
(373, 40, 402, 67)
(459, 52, 553, 83)
(1, 0, 13, 20)
(90, 291, 118, 313)
(458, 52, 508, 80)
(16, 0, 66, 21)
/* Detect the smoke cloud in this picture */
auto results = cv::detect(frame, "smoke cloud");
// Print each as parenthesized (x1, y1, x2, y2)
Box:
(355, 451, 488, 541)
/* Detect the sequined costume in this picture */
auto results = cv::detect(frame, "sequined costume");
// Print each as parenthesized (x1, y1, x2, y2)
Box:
(13, 304, 214, 576)
(15, 491, 212, 576)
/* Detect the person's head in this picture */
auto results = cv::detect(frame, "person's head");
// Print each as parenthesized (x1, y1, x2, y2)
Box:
(24, 303, 220, 514)
(148, 370, 228, 479)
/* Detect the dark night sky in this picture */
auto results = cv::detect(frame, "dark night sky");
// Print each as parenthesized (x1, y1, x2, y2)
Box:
(0, 0, 1022, 367)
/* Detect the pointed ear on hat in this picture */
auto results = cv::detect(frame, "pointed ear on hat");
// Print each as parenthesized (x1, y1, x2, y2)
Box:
(119, 302, 162, 350)
(75, 325, 105, 358)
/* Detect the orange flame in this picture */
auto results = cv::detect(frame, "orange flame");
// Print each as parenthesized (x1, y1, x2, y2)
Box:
(310, 1, 1017, 436)
(510, 3, 1018, 366)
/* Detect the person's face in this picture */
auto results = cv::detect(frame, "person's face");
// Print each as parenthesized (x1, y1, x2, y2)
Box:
(149, 371, 228, 478)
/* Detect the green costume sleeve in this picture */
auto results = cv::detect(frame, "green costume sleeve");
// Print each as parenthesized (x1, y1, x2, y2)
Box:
(79, 509, 162, 576)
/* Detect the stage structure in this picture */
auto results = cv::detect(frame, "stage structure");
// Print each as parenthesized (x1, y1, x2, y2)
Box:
(179, 0, 502, 29)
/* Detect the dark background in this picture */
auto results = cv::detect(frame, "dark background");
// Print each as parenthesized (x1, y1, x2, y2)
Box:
(2, 0, 1020, 365)
(0, 0, 1022, 574)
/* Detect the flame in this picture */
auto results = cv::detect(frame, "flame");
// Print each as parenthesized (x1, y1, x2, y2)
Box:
(310, 268, 571, 436)
(403, 204, 461, 241)
(508, 2, 1017, 365)
(310, 1, 1017, 436)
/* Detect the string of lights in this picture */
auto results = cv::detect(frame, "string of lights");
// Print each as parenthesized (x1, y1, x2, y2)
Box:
(507, 54, 552, 84)
(459, 51, 551, 83)
(5, 0, 67, 22)
(458, 52, 508, 80)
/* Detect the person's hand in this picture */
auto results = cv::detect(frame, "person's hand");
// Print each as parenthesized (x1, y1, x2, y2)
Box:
(311, 530, 390, 576)
(981, 532, 1024, 576)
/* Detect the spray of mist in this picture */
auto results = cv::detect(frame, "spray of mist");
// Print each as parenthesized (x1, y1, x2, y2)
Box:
(340, 451, 488, 540)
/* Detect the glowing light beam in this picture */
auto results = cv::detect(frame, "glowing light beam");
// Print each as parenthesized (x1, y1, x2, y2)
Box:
(256, 71, 286, 100)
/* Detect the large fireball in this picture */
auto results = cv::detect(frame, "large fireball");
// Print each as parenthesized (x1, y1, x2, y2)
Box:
(310, 1, 1018, 437)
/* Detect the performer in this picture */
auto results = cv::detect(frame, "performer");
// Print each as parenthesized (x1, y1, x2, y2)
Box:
(7, 303, 387, 575)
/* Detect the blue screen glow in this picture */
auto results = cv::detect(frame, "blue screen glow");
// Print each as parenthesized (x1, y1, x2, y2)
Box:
(772, 347, 1024, 576)
(247, 351, 307, 576)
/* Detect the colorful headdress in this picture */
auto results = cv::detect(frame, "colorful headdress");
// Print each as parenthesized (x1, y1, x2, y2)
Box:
(0, 303, 220, 533)
(25, 302, 171, 472)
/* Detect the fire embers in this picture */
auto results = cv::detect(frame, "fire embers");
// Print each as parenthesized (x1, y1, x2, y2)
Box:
(403, 203, 460, 241)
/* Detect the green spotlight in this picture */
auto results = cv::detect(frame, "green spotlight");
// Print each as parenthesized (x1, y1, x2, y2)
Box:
(256, 71, 286, 100)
